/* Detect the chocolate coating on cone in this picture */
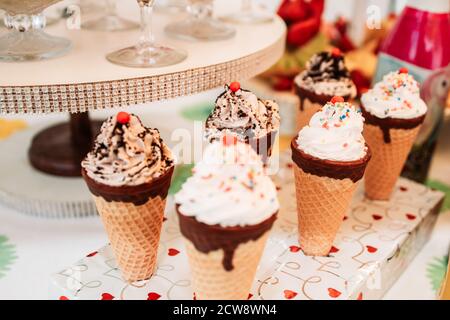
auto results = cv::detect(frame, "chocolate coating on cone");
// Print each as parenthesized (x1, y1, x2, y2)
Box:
(82, 166, 174, 206)
(176, 205, 277, 271)
(360, 104, 426, 144)
(291, 138, 371, 183)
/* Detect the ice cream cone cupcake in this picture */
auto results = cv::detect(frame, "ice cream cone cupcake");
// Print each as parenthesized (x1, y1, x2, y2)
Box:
(291, 97, 370, 256)
(205, 82, 280, 162)
(81, 112, 175, 282)
(175, 135, 279, 300)
(361, 69, 427, 200)
(294, 49, 356, 132)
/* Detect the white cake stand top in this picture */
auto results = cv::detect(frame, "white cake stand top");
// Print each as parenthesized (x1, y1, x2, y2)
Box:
(0, 8, 286, 114)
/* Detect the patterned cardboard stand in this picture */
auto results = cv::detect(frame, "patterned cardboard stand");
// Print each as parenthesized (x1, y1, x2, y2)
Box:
(50, 155, 444, 300)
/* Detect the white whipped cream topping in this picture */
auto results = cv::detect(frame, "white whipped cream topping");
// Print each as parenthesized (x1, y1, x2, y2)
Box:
(205, 86, 280, 142)
(296, 101, 367, 161)
(175, 140, 279, 227)
(82, 114, 174, 187)
(361, 71, 427, 119)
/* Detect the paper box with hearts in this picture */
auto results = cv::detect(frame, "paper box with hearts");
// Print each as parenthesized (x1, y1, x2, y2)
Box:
(50, 156, 444, 300)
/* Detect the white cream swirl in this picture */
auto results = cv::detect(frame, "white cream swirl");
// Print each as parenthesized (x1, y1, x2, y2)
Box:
(175, 139, 279, 227)
(82, 114, 174, 187)
(361, 71, 427, 119)
(205, 86, 280, 142)
(296, 101, 367, 161)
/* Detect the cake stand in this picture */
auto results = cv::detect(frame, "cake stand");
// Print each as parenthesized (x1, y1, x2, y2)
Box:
(0, 8, 286, 217)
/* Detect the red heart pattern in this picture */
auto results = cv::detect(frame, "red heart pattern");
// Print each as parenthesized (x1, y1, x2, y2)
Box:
(147, 292, 161, 300)
(283, 290, 297, 299)
(59, 296, 69, 300)
(366, 245, 378, 253)
(372, 214, 383, 221)
(289, 245, 301, 253)
(86, 251, 98, 257)
(329, 246, 339, 254)
(168, 248, 180, 256)
(406, 213, 416, 220)
(328, 288, 341, 298)
(101, 293, 114, 300)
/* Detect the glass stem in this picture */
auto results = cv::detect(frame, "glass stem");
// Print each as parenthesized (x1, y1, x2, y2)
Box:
(105, 0, 117, 17)
(138, 2, 155, 50)
(187, 0, 213, 20)
(241, 0, 253, 12)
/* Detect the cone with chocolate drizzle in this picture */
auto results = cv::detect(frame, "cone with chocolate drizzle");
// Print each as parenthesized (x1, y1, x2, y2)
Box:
(81, 112, 175, 282)
(361, 69, 427, 200)
(175, 135, 279, 299)
(291, 97, 370, 256)
(205, 82, 280, 162)
(294, 49, 356, 132)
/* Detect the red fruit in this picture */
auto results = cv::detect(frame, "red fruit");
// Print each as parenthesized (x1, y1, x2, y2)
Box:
(229, 81, 241, 92)
(329, 246, 339, 254)
(286, 18, 321, 47)
(331, 47, 342, 57)
(366, 245, 378, 253)
(101, 293, 114, 300)
(222, 134, 238, 146)
(289, 245, 301, 253)
(284, 290, 298, 299)
(330, 96, 344, 104)
(277, 0, 308, 24)
(406, 213, 416, 220)
(372, 214, 383, 221)
(272, 76, 293, 91)
(86, 251, 98, 257)
(147, 292, 161, 300)
(116, 112, 130, 125)
(59, 296, 69, 300)
(168, 248, 180, 256)
(328, 288, 341, 298)
(399, 67, 409, 74)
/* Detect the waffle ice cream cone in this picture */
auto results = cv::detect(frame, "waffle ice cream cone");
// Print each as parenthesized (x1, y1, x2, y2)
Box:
(92, 194, 167, 282)
(363, 124, 422, 200)
(293, 165, 356, 256)
(183, 231, 270, 300)
(291, 99, 370, 256)
(360, 70, 428, 200)
(81, 113, 175, 283)
(174, 139, 279, 300)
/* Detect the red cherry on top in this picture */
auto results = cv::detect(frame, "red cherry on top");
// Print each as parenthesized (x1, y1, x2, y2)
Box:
(330, 96, 345, 104)
(117, 112, 130, 124)
(222, 134, 238, 146)
(331, 47, 342, 57)
(399, 67, 408, 74)
(229, 81, 241, 93)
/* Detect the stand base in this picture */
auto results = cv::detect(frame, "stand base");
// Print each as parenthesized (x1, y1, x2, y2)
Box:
(106, 44, 187, 68)
(0, 30, 71, 62)
(28, 121, 102, 177)
(82, 15, 138, 32)
(165, 18, 236, 41)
